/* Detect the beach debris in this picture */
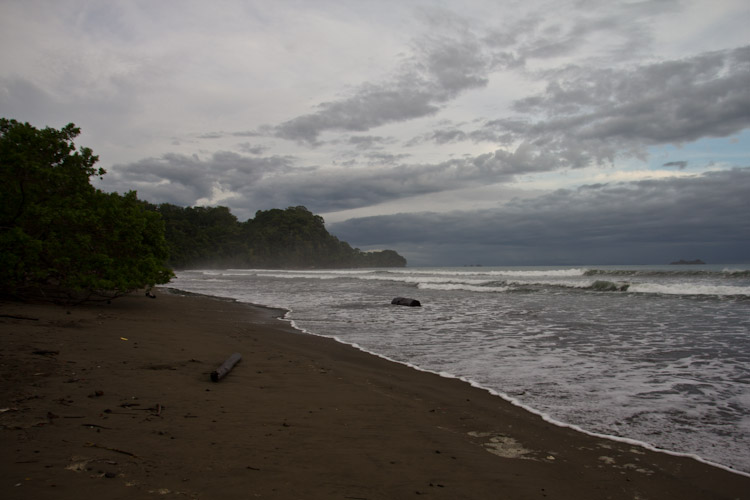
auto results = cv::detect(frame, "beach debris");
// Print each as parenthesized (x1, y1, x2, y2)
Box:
(1, 314, 39, 321)
(82, 423, 111, 430)
(210, 352, 242, 382)
(85, 442, 139, 458)
(66, 458, 92, 472)
(146, 363, 177, 370)
(391, 297, 421, 307)
(32, 349, 59, 356)
(468, 431, 534, 459)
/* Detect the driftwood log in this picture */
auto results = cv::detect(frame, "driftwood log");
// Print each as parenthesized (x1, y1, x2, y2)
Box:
(210, 353, 242, 382)
(391, 297, 421, 307)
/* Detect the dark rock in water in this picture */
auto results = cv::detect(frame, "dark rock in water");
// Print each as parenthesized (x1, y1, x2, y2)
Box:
(391, 297, 421, 307)
(670, 259, 706, 265)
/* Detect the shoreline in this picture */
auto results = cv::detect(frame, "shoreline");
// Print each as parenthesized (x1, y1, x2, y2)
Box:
(2, 289, 749, 499)
(213, 286, 748, 478)
(283, 300, 749, 478)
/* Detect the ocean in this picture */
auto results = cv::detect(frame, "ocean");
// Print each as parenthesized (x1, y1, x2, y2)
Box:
(169, 264, 750, 474)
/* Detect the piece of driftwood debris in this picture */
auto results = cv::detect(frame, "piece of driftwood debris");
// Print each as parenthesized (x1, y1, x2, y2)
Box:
(1, 314, 39, 321)
(391, 297, 421, 307)
(85, 441, 139, 458)
(211, 353, 242, 382)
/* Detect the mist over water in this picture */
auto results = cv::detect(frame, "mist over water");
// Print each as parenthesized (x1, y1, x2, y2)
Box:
(170, 265, 750, 473)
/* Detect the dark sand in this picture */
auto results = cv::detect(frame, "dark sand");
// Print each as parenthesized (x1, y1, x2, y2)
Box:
(1, 290, 748, 499)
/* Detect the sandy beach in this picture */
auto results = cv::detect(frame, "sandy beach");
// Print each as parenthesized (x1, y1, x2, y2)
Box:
(1, 290, 748, 499)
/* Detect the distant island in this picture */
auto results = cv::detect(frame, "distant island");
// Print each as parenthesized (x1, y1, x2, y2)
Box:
(670, 259, 706, 265)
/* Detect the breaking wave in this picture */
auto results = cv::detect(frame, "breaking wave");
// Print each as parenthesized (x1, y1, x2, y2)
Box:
(201, 265, 750, 298)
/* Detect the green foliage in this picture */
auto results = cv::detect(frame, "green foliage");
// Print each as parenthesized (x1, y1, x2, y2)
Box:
(152, 204, 242, 269)
(155, 204, 407, 269)
(1, 118, 172, 301)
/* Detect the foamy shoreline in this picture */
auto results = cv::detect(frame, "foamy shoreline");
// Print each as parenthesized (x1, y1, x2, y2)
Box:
(5, 289, 747, 498)
(168, 284, 749, 477)
(274, 296, 750, 478)
(171, 266, 750, 474)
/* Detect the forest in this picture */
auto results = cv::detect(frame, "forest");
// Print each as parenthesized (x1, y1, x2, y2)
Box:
(1, 119, 405, 301)
(1, 119, 173, 301)
(152, 203, 406, 269)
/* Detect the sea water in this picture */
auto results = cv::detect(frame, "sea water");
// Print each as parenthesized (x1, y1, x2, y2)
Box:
(169, 265, 750, 474)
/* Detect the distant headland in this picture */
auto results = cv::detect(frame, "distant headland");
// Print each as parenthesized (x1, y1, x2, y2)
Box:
(670, 259, 706, 265)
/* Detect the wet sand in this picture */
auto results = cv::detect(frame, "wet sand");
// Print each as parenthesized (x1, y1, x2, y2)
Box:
(1, 289, 748, 499)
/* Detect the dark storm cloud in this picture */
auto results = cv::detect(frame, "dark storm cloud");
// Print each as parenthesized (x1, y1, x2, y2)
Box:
(103, 135, 592, 216)
(407, 126, 470, 146)
(329, 168, 750, 266)
(508, 46, 750, 150)
(273, 17, 495, 144)
(237, 142, 270, 155)
(101, 151, 295, 207)
(516, 2, 656, 61)
(394, 1, 700, 150)
(420, 45, 750, 174)
(231, 130, 263, 138)
(347, 135, 395, 150)
(274, 86, 441, 144)
(401, 39, 750, 167)
(7, 0, 746, 261)
(244, 145, 578, 213)
(363, 151, 411, 165)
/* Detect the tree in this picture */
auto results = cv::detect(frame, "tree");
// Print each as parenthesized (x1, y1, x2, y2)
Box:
(0, 119, 172, 302)
(155, 203, 245, 268)
(155, 203, 407, 269)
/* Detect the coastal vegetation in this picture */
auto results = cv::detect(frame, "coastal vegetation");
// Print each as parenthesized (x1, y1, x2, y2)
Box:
(1, 119, 405, 300)
(0, 119, 173, 301)
(151, 203, 407, 269)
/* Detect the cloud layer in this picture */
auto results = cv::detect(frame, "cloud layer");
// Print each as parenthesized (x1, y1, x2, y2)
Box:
(330, 168, 750, 265)
(1, 0, 748, 264)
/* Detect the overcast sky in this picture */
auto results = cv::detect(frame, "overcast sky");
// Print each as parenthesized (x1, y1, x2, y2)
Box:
(2, 0, 748, 266)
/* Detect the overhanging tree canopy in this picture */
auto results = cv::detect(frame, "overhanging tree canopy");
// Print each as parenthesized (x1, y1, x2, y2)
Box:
(0, 118, 173, 301)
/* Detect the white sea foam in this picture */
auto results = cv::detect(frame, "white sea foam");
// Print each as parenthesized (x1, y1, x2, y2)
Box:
(489, 268, 589, 277)
(388, 267, 589, 278)
(628, 282, 750, 296)
(257, 272, 343, 280)
(417, 282, 510, 292)
(505, 279, 594, 289)
(169, 264, 750, 474)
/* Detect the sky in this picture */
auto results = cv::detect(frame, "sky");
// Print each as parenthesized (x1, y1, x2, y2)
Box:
(1, 0, 749, 266)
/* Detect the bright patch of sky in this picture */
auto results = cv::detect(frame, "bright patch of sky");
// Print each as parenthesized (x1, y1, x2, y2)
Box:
(648, 131, 750, 171)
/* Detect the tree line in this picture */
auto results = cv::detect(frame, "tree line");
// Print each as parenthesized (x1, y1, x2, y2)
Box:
(152, 203, 406, 269)
(0, 119, 405, 302)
